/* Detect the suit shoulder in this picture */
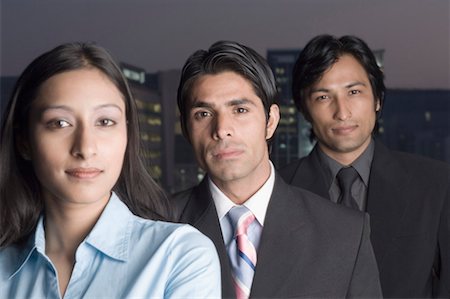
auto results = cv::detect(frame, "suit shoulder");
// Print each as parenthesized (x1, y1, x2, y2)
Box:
(171, 187, 195, 220)
(172, 187, 195, 202)
(392, 150, 449, 167)
(278, 157, 307, 182)
(388, 150, 450, 178)
(280, 184, 369, 252)
(286, 183, 366, 225)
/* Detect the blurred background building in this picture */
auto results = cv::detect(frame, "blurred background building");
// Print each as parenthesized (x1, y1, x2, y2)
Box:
(1, 49, 448, 193)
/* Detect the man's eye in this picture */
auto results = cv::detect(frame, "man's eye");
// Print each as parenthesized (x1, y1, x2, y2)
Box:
(349, 90, 361, 95)
(316, 95, 329, 101)
(194, 111, 212, 119)
(97, 119, 116, 126)
(47, 120, 71, 128)
(236, 107, 248, 113)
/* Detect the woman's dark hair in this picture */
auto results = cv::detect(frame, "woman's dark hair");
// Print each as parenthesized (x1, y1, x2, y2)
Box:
(0, 42, 170, 247)
(177, 40, 278, 143)
(292, 34, 385, 132)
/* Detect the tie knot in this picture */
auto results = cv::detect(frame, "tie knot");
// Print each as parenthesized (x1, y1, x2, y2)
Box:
(336, 166, 359, 191)
(227, 206, 255, 237)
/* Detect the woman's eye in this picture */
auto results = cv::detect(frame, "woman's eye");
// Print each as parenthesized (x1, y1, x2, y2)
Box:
(47, 119, 71, 128)
(97, 119, 116, 126)
(349, 90, 361, 95)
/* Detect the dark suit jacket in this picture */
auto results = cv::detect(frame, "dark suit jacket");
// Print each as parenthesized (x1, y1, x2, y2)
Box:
(280, 139, 450, 298)
(172, 173, 382, 298)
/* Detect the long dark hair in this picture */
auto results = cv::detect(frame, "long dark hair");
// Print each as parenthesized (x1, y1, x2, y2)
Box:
(0, 42, 170, 247)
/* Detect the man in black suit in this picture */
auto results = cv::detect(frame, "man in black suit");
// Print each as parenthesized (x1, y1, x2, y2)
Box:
(280, 34, 449, 298)
(173, 40, 381, 298)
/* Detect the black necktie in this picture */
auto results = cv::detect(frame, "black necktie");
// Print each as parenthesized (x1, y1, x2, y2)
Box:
(336, 166, 360, 210)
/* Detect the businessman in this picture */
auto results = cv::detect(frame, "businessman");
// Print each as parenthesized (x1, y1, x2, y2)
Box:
(172, 40, 382, 298)
(280, 34, 450, 298)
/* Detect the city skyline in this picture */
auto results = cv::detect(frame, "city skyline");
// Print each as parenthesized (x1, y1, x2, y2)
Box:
(1, 0, 449, 89)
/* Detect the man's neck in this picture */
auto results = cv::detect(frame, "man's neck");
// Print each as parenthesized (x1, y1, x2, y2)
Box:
(211, 160, 272, 205)
(319, 137, 373, 166)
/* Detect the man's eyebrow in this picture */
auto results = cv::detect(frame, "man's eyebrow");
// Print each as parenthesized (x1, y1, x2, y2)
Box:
(190, 101, 214, 109)
(310, 88, 330, 94)
(309, 81, 368, 94)
(190, 98, 256, 109)
(226, 98, 255, 107)
(346, 81, 367, 89)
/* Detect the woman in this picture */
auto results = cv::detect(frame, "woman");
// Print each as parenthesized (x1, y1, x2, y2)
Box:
(0, 42, 220, 298)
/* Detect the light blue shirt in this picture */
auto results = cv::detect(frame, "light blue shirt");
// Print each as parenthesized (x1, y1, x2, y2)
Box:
(0, 193, 221, 299)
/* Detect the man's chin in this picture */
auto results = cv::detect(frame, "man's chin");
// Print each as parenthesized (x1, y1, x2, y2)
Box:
(209, 169, 241, 183)
(324, 139, 369, 155)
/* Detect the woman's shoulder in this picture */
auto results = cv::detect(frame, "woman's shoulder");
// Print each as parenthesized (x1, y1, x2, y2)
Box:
(110, 194, 217, 261)
(129, 215, 211, 247)
(125, 217, 219, 273)
(130, 216, 214, 248)
(124, 220, 220, 298)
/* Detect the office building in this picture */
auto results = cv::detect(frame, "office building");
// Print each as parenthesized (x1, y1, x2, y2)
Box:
(266, 49, 312, 168)
(152, 69, 203, 193)
(121, 63, 165, 185)
(378, 89, 450, 162)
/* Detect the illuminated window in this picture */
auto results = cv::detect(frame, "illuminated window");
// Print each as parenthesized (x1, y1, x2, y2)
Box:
(147, 117, 162, 126)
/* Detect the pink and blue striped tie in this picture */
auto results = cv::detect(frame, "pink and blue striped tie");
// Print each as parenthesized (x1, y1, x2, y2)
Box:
(227, 206, 259, 299)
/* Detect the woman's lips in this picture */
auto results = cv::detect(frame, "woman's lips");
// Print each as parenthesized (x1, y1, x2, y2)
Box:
(65, 168, 103, 179)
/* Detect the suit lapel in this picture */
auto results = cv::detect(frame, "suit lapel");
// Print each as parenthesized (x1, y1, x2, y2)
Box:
(297, 140, 411, 267)
(366, 140, 411, 264)
(250, 175, 312, 298)
(179, 178, 235, 298)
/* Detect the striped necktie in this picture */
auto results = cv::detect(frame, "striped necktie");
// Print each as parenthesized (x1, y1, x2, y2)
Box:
(227, 206, 259, 299)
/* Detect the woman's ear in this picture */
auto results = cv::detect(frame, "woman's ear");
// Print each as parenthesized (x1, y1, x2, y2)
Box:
(17, 135, 31, 161)
(266, 104, 280, 140)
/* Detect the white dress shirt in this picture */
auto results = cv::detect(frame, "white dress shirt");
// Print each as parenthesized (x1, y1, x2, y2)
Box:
(209, 161, 276, 249)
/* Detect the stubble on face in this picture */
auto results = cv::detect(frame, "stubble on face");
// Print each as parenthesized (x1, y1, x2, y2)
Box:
(187, 71, 278, 202)
(306, 55, 379, 164)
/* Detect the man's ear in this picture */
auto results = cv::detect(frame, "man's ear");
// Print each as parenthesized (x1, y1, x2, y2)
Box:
(375, 98, 381, 112)
(266, 104, 280, 140)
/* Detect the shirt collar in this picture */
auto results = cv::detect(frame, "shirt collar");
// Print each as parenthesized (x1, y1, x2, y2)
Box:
(84, 192, 132, 262)
(5, 220, 42, 280)
(6, 192, 132, 279)
(318, 138, 374, 187)
(209, 161, 275, 226)
(350, 140, 374, 186)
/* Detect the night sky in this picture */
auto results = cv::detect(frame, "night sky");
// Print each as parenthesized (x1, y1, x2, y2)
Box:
(1, 0, 449, 89)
